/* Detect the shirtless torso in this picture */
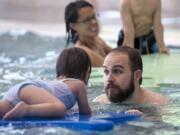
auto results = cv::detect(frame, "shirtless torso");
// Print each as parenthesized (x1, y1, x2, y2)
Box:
(121, 0, 159, 37)
(128, 0, 157, 37)
(120, 0, 168, 53)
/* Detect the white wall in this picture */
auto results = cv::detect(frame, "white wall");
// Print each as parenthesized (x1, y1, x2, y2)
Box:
(0, 0, 179, 22)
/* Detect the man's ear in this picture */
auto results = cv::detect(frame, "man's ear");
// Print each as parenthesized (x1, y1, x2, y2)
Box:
(134, 69, 142, 83)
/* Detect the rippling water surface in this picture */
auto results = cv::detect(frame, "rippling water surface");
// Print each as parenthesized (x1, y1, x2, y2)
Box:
(0, 30, 180, 135)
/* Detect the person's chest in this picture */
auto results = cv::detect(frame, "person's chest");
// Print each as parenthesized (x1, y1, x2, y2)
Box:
(130, 0, 156, 17)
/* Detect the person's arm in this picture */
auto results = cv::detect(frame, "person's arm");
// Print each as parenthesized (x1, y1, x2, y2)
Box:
(75, 81, 91, 115)
(97, 37, 112, 54)
(120, 0, 135, 48)
(153, 0, 169, 54)
(101, 41, 112, 54)
(125, 109, 143, 115)
(78, 46, 104, 67)
(92, 94, 110, 104)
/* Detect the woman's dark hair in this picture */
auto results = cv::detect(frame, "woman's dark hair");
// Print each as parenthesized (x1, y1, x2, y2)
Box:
(112, 46, 143, 84)
(56, 47, 91, 84)
(64, 1, 93, 45)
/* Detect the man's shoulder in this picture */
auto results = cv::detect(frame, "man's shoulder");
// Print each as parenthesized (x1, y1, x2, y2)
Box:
(144, 89, 168, 105)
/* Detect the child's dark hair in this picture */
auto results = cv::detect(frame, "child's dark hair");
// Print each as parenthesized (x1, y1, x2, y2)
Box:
(64, 1, 93, 45)
(56, 47, 91, 84)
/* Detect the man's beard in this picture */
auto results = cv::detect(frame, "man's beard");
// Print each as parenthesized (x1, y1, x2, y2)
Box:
(105, 76, 135, 103)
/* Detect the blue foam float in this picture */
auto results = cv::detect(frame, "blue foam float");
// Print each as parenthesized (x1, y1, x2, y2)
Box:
(91, 111, 141, 123)
(0, 112, 141, 131)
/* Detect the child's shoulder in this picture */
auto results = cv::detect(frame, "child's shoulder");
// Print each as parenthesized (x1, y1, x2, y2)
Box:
(62, 78, 85, 92)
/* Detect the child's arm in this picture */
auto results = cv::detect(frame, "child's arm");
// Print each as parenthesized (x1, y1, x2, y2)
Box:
(65, 80, 91, 115)
(76, 81, 91, 115)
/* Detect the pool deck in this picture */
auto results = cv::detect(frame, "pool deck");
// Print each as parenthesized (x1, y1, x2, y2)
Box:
(0, 19, 180, 48)
(0, 0, 180, 46)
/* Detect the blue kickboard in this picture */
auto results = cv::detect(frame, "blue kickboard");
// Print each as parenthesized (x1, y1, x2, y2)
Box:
(91, 112, 141, 123)
(0, 112, 141, 131)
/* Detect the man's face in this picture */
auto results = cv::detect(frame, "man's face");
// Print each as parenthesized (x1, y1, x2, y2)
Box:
(103, 53, 135, 103)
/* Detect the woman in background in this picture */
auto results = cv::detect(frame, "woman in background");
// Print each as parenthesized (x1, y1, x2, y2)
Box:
(65, 0, 112, 67)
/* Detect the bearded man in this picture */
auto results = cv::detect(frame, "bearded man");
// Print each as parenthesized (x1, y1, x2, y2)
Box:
(93, 46, 168, 105)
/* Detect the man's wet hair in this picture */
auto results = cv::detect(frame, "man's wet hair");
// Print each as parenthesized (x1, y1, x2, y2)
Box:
(111, 46, 143, 84)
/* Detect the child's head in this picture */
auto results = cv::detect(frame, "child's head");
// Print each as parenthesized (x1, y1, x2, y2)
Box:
(56, 47, 91, 84)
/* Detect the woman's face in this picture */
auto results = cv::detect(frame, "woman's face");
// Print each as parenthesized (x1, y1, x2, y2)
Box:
(72, 6, 99, 38)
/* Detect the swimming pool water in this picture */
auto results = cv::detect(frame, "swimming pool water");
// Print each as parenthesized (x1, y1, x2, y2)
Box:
(0, 30, 180, 135)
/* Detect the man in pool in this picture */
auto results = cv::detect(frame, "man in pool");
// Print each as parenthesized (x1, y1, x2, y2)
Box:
(0, 47, 142, 120)
(93, 46, 168, 105)
(117, 0, 169, 54)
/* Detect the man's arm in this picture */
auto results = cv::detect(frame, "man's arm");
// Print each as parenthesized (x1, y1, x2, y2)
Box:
(120, 0, 135, 48)
(92, 94, 110, 104)
(153, 0, 169, 54)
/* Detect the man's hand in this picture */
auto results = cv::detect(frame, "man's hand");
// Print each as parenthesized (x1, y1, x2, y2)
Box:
(92, 94, 110, 104)
(159, 47, 169, 54)
(122, 44, 134, 48)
